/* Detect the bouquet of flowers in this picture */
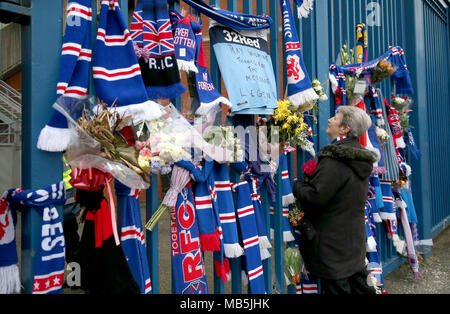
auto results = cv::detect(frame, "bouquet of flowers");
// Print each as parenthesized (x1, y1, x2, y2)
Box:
(284, 247, 303, 286)
(135, 104, 193, 175)
(312, 78, 329, 102)
(370, 59, 395, 85)
(339, 42, 361, 105)
(69, 101, 151, 188)
(391, 96, 414, 131)
(203, 126, 244, 163)
(266, 99, 311, 150)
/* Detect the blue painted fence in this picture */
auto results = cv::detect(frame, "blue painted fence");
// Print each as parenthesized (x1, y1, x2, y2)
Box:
(10, 0, 450, 294)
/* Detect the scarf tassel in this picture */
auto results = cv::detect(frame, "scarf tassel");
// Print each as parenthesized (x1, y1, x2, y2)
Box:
(214, 258, 231, 283)
(0, 264, 21, 294)
(195, 97, 233, 116)
(199, 229, 221, 252)
(288, 87, 319, 113)
(37, 124, 78, 152)
(177, 59, 198, 74)
(296, 0, 315, 18)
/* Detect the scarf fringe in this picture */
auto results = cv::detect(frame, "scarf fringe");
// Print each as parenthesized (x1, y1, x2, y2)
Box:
(282, 194, 296, 207)
(37, 125, 78, 152)
(145, 83, 187, 100)
(284, 230, 295, 242)
(214, 258, 231, 283)
(297, 0, 315, 18)
(392, 234, 406, 256)
(0, 264, 21, 294)
(288, 87, 319, 113)
(195, 97, 233, 116)
(372, 212, 382, 223)
(258, 236, 272, 250)
(380, 212, 397, 221)
(177, 59, 198, 74)
(93, 100, 162, 124)
(366, 236, 378, 253)
(260, 247, 271, 260)
(223, 243, 244, 258)
(199, 233, 221, 252)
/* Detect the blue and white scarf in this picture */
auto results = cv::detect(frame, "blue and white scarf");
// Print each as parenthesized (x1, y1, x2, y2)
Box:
(10, 182, 66, 294)
(213, 162, 244, 258)
(115, 180, 152, 294)
(182, 0, 272, 30)
(329, 46, 414, 112)
(232, 181, 266, 294)
(248, 177, 271, 260)
(171, 184, 209, 294)
(270, 152, 295, 242)
(93, 0, 161, 123)
(169, 10, 199, 74)
(37, 0, 92, 152)
(281, 0, 318, 112)
(0, 189, 22, 294)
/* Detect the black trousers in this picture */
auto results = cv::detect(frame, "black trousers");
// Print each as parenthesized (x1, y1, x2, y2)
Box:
(321, 269, 376, 295)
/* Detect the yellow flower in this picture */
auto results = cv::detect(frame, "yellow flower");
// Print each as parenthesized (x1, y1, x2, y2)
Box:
(282, 123, 291, 130)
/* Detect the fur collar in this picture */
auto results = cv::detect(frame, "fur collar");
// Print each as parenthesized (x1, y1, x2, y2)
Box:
(318, 139, 378, 164)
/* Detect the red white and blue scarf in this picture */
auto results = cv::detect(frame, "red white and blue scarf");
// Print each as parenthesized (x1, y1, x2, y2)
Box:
(10, 182, 66, 294)
(213, 162, 244, 258)
(93, 0, 161, 123)
(136, 0, 186, 99)
(171, 183, 209, 294)
(115, 180, 152, 294)
(37, 0, 92, 152)
(281, 0, 318, 112)
(181, 0, 272, 30)
(169, 10, 199, 74)
(232, 181, 266, 294)
(0, 189, 22, 294)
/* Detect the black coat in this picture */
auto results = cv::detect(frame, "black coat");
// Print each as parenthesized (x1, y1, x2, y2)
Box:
(293, 138, 378, 280)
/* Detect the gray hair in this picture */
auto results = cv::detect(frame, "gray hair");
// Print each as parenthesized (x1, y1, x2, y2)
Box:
(338, 106, 373, 138)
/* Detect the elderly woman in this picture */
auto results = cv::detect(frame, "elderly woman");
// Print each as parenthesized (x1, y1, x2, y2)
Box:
(293, 106, 378, 295)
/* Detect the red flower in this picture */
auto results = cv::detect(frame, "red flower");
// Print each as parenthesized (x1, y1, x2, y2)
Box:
(302, 159, 318, 177)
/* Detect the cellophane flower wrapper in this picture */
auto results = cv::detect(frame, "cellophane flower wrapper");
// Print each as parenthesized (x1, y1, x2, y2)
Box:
(203, 125, 245, 163)
(284, 247, 303, 286)
(53, 96, 150, 190)
(137, 103, 234, 170)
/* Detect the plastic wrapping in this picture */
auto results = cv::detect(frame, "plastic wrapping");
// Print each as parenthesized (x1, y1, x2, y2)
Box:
(54, 95, 150, 190)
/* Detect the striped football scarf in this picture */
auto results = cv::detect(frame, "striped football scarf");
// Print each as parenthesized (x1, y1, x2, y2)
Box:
(93, 0, 162, 123)
(175, 160, 231, 282)
(137, 0, 186, 99)
(171, 184, 209, 294)
(115, 180, 152, 294)
(231, 181, 266, 294)
(213, 162, 244, 258)
(249, 177, 271, 260)
(10, 182, 66, 294)
(280, 0, 318, 112)
(193, 18, 232, 116)
(37, 0, 92, 152)
(181, 0, 272, 30)
(169, 9, 199, 74)
(176, 159, 221, 252)
(0, 189, 23, 294)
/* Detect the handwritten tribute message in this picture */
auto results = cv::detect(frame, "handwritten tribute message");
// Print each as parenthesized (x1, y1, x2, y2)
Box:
(210, 26, 278, 114)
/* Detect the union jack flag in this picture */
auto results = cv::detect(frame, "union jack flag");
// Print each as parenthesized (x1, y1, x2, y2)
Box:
(143, 18, 175, 57)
